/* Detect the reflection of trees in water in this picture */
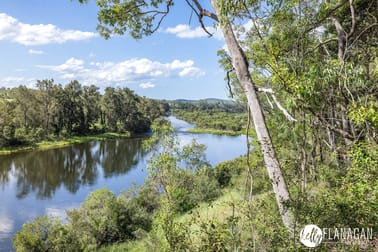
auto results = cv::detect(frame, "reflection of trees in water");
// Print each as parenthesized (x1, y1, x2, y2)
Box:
(0, 156, 13, 188)
(0, 138, 146, 199)
(10, 144, 99, 199)
(99, 138, 146, 178)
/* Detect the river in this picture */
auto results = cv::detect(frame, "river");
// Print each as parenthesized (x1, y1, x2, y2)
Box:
(0, 117, 247, 251)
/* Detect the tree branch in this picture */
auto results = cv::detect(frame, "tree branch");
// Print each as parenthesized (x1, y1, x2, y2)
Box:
(330, 15, 347, 61)
(184, 0, 218, 36)
(191, 0, 218, 22)
(305, 0, 348, 34)
(348, 23, 378, 50)
(304, 106, 355, 140)
(348, 0, 356, 37)
(226, 69, 235, 98)
(256, 88, 297, 122)
(306, 37, 337, 56)
(148, 0, 173, 34)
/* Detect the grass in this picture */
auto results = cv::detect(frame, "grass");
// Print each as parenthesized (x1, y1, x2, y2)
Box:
(0, 132, 131, 155)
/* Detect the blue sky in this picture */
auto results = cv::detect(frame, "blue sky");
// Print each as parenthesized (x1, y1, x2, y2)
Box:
(0, 0, 229, 100)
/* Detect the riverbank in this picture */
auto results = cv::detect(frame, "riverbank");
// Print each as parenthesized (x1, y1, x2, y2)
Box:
(99, 157, 250, 252)
(171, 110, 248, 136)
(0, 132, 131, 155)
(186, 127, 244, 136)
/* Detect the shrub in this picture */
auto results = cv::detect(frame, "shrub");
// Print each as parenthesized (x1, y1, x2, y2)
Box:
(134, 181, 160, 213)
(13, 188, 154, 251)
(68, 188, 152, 248)
(13, 216, 81, 252)
(214, 158, 244, 188)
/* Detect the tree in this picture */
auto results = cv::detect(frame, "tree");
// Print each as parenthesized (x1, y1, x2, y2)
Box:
(82, 85, 101, 132)
(102, 87, 120, 131)
(63, 80, 85, 134)
(13, 86, 34, 129)
(76, 0, 295, 232)
(36, 79, 58, 135)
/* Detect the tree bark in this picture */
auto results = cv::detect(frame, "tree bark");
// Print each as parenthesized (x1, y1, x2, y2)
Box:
(211, 0, 294, 233)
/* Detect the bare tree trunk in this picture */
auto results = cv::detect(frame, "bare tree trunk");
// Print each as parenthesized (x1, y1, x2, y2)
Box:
(211, 0, 294, 233)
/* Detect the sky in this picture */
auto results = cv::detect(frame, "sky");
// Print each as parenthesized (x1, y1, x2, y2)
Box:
(0, 0, 229, 100)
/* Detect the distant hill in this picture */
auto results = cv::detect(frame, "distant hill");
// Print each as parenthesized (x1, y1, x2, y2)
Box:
(168, 98, 245, 113)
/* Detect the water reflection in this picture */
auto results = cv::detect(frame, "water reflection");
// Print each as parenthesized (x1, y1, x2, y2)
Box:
(0, 137, 146, 199)
(0, 118, 247, 251)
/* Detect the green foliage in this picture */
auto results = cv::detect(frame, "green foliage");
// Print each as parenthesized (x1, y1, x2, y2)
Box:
(336, 142, 378, 228)
(133, 180, 161, 213)
(13, 188, 153, 251)
(155, 200, 192, 251)
(146, 119, 221, 214)
(0, 82, 167, 149)
(349, 101, 378, 129)
(197, 217, 240, 252)
(174, 110, 247, 134)
(13, 216, 80, 252)
(171, 99, 247, 136)
(214, 157, 244, 188)
(68, 188, 153, 248)
(15, 0, 378, 250)
(78, 0, 175, 39)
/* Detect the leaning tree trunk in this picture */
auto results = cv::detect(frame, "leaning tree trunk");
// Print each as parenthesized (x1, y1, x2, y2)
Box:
(211, 0, 294, 232)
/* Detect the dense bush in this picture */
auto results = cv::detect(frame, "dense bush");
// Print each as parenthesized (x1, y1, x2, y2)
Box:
(214, 157, 244, 187)
(13, 216, 80, 252)
(172, 167, 220, 213)
(13, 188, 153, 251)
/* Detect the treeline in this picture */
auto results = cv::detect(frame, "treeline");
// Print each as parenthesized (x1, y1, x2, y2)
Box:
(169, 98, 245, 113)
(174, 110, 247, 132)
(0, 79, 168, 148)
(169, 99, 247, 133)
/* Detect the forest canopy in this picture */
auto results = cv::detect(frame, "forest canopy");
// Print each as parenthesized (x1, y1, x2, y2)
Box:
(0, 80, 168, 148)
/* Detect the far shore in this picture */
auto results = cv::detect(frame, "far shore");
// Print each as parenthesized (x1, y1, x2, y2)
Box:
(0, 132, 131, 155)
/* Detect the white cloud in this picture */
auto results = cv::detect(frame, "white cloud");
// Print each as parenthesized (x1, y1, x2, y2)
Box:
(139, 82, 155, 89)
(0, 76, 36, 88)
(45, 204, 78, 223)
(0, 13, 97, 46)
(28, 49, 44, 54)
(43, 57, 85, 72)
(0, 213, 13, 234)
(38, 57, 205, 86)
(165, 24, 223, 40)
(179, 67, 205, 77)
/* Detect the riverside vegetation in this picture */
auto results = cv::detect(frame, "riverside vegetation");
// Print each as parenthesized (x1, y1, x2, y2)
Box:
(0, 80, 168, 153)
(169, 99, 248, 135)
(8, 0, 378, 251)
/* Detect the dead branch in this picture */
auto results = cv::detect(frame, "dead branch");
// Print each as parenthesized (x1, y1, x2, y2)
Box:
(256, 87, 297, 122)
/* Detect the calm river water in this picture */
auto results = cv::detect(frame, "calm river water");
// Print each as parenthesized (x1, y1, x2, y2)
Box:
(0, 117, 247, 251)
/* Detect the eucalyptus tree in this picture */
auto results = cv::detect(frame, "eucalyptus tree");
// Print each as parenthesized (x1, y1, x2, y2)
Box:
(102, 87, 120, 131)
(82, 85, 101, 132)
(0, 92, 16, 145)
(36, 79, 59, 135)
(13, 86, 35, 129)
(63, 80, 85, 134)
(76, 0, 297, 231)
